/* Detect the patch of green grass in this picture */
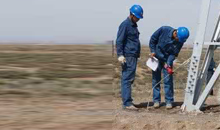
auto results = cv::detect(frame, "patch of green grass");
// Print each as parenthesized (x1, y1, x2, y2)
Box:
(61, 92, 98, 99)
(98, 79, 112, 84)
(0, 71, 31, 79)
(35, 69, 100, 79)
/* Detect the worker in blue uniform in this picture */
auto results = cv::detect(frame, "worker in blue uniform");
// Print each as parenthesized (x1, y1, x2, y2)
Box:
(206, 37, 220, 96)
(149, 26, 190, 109)
(206, 58, 216, 95)
(116, 4, 143, 110)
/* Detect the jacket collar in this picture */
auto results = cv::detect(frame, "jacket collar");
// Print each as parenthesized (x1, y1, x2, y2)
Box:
(127, 17, 138, 27)
(168, 29, 176, 38)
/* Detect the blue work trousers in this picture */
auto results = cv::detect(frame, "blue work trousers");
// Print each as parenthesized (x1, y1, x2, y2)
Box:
(152, 62, 174, 104)
(121, 57, 137, 107)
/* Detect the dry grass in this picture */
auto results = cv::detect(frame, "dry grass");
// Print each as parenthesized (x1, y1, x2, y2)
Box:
(0, 44, 112, 130)
(113, 46, 220, 99)
(113, 46, 220, 130)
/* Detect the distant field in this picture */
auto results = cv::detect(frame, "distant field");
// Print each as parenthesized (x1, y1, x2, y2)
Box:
(0, 44, 112, 130)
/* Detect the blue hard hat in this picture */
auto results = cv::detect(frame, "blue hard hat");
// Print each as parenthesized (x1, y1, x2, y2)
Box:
(177, 27, 190, 43)
(130, 5, 144, 19)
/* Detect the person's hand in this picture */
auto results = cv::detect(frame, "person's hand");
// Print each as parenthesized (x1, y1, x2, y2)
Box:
(118, 56, 126, 64)
(164, 63, 168, 68)
(164, 63, 174, 75)
(166, 67, 174, 75)
(150, 53, 156, 58)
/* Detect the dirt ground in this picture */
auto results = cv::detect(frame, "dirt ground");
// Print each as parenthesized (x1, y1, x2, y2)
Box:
(113, 46, 220, 130)
(0, 96, 112, 130)
(113, 93, 220, 130)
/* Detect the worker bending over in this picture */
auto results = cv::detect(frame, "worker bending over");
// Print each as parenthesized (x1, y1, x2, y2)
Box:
(149, 26, 190, 109)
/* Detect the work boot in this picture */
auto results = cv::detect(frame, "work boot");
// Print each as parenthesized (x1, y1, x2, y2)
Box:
(124, 105, 138, 110)
(166, 103, 173, 109)
(153, 102, 160, 108)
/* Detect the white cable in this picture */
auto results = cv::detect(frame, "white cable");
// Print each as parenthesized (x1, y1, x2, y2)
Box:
(146, 58, 191, 110)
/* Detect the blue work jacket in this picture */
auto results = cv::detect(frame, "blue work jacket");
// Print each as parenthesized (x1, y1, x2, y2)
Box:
(149, 26, 184, 66)
(116, 17, 141, 58)
(208, 58, 216, 71)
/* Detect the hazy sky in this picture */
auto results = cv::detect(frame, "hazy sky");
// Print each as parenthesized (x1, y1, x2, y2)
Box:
(0, 0, 220, 44)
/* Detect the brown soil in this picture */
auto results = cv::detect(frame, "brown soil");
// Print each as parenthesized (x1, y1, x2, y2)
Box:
(113, 47, 220, 130)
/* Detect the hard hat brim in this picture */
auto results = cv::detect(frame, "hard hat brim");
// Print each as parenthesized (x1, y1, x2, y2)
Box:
(131, 12, 143, 19)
